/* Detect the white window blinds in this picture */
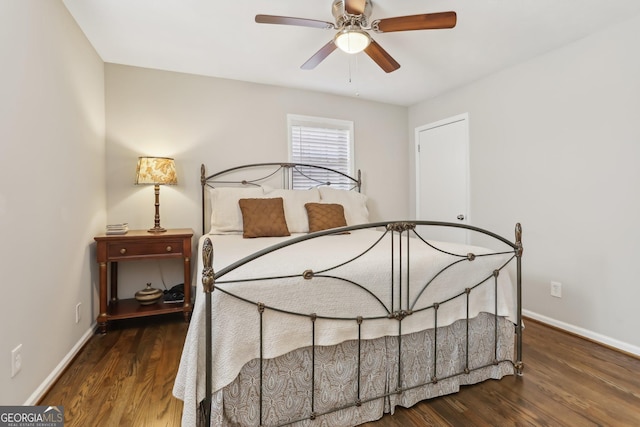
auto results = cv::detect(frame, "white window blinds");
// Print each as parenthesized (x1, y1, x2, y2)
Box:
(288, 115, 354, 190)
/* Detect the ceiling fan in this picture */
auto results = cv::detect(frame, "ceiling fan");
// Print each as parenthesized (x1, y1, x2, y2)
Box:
(255, 0, 456, 73)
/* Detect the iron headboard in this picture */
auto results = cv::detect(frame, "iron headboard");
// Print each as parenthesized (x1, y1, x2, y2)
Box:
(200, 162, 362, 235)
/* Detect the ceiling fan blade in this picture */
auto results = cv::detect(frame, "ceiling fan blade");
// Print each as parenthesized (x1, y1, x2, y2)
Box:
(373, 11, 457, 33)
(345, 0, 367, 15)
(255, 14, 335, 29)
(364, 40, 400, 73)
(301, 40, 338, 70)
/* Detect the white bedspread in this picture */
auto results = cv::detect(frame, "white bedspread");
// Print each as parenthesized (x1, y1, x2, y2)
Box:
(173, 229, 516, 425)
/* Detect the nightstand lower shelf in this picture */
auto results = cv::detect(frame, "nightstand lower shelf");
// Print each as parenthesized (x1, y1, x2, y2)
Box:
(108, 298, 188, 320)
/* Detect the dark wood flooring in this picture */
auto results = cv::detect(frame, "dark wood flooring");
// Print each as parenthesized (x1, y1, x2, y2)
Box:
(40, 316, 640, 426)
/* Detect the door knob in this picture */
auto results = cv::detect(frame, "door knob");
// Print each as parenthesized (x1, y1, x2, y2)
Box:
(457, 214, 465, 221)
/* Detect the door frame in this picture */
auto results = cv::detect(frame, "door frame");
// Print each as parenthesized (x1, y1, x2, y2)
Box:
(415, 113, 470, 240)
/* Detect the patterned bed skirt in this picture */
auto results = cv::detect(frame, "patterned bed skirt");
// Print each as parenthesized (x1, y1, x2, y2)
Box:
(202, 313, 515, 426)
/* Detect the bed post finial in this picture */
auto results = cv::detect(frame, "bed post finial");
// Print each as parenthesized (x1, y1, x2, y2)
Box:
(200, 164, 206, 186)
(357, 169, 362, 192)
(515, 223, 523, 257)
(202, 238, 214, 293)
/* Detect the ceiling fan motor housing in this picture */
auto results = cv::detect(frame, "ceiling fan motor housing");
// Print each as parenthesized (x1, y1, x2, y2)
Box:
(332, 0, 373, 29)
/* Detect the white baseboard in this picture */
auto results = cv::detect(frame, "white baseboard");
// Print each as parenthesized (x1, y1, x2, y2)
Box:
(523, 309, 640, 357)
(24, 325, 96, 405)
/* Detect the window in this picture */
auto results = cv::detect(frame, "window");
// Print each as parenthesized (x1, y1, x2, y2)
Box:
(287, 114, 355, 190)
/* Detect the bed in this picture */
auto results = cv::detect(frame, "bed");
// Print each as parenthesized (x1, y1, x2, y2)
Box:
(173, 163, 523, 427)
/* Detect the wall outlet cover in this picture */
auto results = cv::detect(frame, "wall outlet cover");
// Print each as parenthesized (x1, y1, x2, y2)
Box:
(11, 344, 22, 378)
(551, 281, 562, 298)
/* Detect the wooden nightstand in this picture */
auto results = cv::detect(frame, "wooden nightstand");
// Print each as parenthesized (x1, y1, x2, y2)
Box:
(94, 228, 193, 333)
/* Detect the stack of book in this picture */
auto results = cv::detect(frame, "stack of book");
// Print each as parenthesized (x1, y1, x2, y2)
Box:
(106, 223, 129, 235)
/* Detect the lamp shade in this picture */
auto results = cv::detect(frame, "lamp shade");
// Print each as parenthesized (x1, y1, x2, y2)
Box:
(135, 157, 177, 185)
(334, 27, 371, 54)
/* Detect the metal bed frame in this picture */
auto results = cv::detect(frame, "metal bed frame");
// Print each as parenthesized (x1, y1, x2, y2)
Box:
(197, 163, 523, 426)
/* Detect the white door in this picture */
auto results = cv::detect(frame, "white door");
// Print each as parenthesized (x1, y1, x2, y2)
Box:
(415, 114, 469, 244)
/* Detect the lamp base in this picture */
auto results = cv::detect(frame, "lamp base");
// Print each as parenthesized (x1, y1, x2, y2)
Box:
(148, 184, 167, 233)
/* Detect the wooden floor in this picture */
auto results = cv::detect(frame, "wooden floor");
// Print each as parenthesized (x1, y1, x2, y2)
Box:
(40, 315, 189, 427)
(40, 316, 640, 426)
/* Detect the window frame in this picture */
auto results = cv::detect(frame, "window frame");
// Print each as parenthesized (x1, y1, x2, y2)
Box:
(287, 114, 355, 189)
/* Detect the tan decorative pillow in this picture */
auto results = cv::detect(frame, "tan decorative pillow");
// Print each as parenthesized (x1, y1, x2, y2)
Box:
(239, 198, 291, 238)
(305, 203, 349, 233)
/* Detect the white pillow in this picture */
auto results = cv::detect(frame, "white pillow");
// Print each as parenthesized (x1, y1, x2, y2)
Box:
(264, 188, 321, 233)
(318, 187, 369, 225)
(209, 187, 265, 234)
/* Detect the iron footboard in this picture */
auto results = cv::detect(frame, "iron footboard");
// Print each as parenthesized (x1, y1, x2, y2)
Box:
(199, 221, 523, 426)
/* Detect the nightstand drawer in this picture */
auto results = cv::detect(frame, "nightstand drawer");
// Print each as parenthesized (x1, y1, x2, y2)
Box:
(107, 240, 184, 259)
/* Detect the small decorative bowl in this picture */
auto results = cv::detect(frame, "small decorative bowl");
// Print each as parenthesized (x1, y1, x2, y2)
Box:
(135, 283, 163, 305)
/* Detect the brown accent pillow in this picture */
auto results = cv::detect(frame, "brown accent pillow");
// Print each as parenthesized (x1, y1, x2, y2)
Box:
(305, 203, 349, 233)
(239, 198, 291, 238)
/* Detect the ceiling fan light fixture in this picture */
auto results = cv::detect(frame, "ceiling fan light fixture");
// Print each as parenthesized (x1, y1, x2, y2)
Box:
(334, 27, 371, 54)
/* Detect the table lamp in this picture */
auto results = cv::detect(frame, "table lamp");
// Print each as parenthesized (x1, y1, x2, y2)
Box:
(135, 156, 177, 232)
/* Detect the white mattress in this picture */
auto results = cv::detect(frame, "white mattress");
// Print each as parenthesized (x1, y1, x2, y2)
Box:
(173, 229, 516, 425)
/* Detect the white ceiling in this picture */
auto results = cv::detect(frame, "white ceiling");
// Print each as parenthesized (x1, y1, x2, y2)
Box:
(63, 0, 640, 106)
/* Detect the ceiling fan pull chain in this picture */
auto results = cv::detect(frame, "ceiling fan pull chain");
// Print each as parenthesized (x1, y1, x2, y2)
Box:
(348, 55, 361, 98)
(354, 55, 361, 97)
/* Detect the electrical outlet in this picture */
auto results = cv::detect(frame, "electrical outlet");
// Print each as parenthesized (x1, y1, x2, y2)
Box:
(550, 281, 562, 298)
(11, 344, 22, 378)
(75, 302, 82, 323)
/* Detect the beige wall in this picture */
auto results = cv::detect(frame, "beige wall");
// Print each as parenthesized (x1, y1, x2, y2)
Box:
(104, 64, 409, 297)
(0, 1, 105, 404)
(409, 14, 640, 353)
